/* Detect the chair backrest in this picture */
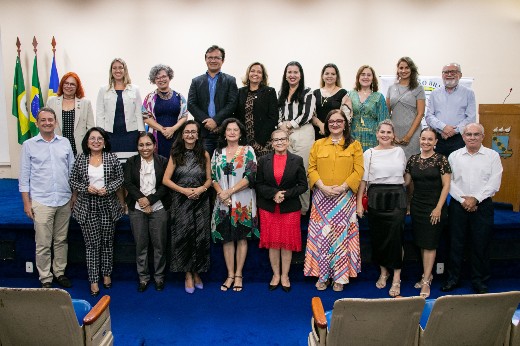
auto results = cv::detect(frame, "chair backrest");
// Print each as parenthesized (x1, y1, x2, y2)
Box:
(0, 287, 84, 346)
(327, 296, 425, 346)
(419, 291, 520, 346)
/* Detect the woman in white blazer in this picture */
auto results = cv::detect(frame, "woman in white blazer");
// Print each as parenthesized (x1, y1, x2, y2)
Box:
(96, 58, 145, 162)
(46, 72, 95, 155)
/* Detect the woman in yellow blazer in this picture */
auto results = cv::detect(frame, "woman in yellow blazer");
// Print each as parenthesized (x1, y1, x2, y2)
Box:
(304, 109, 364, 292)
(46, 72, 95, 156)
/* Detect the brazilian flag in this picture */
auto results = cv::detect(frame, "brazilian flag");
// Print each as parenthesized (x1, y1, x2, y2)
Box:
(12, 56, 30, 144)
(29, 55, 43, 137)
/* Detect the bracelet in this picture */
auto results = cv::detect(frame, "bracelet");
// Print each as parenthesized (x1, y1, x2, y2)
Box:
(203, 186, 208, 192)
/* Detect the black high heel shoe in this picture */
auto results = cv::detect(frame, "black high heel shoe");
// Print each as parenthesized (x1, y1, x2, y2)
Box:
(269, 283, 280, 291)
(103, 277, 112, 289)
(90, 289, 100, 297)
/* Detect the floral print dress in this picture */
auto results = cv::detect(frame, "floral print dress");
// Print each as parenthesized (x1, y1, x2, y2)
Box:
(211, 145, 258, 243)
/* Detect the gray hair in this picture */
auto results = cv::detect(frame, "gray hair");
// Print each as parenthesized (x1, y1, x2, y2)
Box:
(376, 119, 395, 133)
(443, 62, 462, 73)
(271, 129, 289, 139)
(462, 123, 485, 135)
(148, 64, 174, 84)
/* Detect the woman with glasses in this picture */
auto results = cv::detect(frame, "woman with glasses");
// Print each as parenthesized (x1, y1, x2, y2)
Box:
(211, 118, 258, 292)
(312, 63, 350, 140)
(278, 61, 316, 215)
(46, 72, 95, 156)
(356, 120, 407, 297)
(143, 64, 189, 158)
(163, 120, 212, 294)
(234, 62, 278, 158)
(124, 133, 171, 292)
(70, 127, 124, 296)
(304, 110, 364, 292)
(349, 65, 389, 151)
(256, 129, 307, 292)
(386, 57, 425, 159)
(96, 58, 145, 162)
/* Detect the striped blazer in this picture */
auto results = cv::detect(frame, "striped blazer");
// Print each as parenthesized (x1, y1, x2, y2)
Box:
(70, 151, 124, 224)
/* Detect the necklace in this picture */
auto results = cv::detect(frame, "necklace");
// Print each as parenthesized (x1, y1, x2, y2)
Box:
(331, 136, 343, 144)
(91, 154, 102, 165)
(157, 89, 173, 100)
(321, 86, 338, 107)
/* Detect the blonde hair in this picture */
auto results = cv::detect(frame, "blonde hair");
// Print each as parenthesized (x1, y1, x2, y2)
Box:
(108, 58, 132, 88)
(241, 62, 269, 87)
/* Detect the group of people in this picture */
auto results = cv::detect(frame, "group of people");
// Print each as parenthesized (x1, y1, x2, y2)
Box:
(19, 44, 503, 298)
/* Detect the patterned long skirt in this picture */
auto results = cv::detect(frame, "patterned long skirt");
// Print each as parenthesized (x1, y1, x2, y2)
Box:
(304, 189, 361, 284)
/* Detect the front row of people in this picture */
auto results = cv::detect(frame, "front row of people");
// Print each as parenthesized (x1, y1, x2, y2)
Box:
(20, 107, 502, 296)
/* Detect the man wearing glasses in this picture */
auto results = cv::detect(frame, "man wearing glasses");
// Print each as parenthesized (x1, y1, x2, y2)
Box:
(442, 123, 502, 294)
(19, 107, 75, 288)
(425, 63, 476, 157)
(188, 45, 238, 156)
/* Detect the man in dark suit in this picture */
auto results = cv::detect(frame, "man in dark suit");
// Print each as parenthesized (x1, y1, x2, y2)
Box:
(188, 45, 238, 156)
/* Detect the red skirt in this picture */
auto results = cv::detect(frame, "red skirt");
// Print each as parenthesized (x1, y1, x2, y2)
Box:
(259, 205, 301, 251)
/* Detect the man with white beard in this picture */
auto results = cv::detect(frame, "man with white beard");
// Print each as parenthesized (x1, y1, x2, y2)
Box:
(425, 63, 476, 157)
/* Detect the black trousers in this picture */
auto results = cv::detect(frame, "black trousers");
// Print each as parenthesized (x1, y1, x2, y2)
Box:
(447, 198, 494, 285)
(435, 133, 465, 158)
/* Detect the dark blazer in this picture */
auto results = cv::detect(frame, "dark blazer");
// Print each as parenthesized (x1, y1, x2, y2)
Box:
(256, 152, 308, 213)
(187, 72, 238, 137)
(69, 151, 124, 224)
(235, 85, 278, 146)
(123, 154, 172, 211)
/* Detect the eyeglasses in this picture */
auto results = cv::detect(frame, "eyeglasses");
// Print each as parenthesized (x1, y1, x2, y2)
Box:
(63, 82, 77, 87)
(155, 75, 169, 81)
(206, 56, 223, 61)
(442, 70, 460, 75)
(88, 137, 104, 142)
(328, 119, 345, 125)
(183, 130, 198, 135)
(138, 143, 154, 148)
(272, 138, 288, 143)
(463, 132, 483, 138)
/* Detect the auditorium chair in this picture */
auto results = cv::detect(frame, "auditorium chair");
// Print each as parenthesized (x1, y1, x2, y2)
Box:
(308, 296, 425, 346)
(418, 291, 520, 346)
(0, 287, 113, 346)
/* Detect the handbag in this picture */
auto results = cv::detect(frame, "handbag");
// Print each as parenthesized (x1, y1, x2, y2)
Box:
(362, 149, 373, 211)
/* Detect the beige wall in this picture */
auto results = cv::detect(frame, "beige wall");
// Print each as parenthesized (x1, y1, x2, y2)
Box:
(1, 0, 520, 178)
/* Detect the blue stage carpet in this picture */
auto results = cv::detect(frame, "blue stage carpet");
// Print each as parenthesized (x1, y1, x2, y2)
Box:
(1, 277, 519, 345)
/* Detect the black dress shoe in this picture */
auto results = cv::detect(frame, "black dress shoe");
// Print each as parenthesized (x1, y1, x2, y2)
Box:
(472, 283, 489, 294)
(281, 285, 291, 293)
(155, 281, 165, 291)
(441, 281, 460, 292)
(138, 281, 149, 292)
(41, 282, 53, 288)
(55, 275, 72, 288)
(268, 283, 279, 291)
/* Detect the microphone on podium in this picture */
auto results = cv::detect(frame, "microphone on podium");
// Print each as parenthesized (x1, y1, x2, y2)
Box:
(503, 88, 513, 104)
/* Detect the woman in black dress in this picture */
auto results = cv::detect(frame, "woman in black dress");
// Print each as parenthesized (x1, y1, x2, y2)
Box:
(311, 63, 351, 139)
(163, 120, 212, 294)
(235, 62, 278, 158)
(404, 127, 451, 298)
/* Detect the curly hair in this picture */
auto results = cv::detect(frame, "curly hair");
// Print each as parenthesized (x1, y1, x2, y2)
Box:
(148, 64, 174, 84)
(217, 118, 248, 149)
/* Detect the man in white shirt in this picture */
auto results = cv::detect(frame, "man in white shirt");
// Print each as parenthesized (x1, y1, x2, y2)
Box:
(441, 123, 502, 294)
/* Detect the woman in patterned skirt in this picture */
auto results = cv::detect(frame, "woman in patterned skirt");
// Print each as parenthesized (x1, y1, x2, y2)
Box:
(256, 129, 307, 292)
(235, 62, 278, 158)
(142, 64, 189, 158)
(349, 65, 389, 151)
(211, 118, 258, 292)
(304, 110, 364, 292)
(163, 120, 212, 294)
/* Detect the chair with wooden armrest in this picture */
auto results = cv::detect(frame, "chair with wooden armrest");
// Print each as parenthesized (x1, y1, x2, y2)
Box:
(509, 308, 520, 346)
(0, 287, 113, 346)
(418, 291, 520, 346)
(308, 296, 425, 346)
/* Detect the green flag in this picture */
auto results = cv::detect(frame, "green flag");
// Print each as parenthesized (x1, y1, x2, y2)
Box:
(29, 55, 43, 137)
(12, 56, 30, 144)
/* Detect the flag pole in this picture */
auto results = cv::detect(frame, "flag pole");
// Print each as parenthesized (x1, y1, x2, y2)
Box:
(16, 37, 21, 58)
(51, 36, 56, 56)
